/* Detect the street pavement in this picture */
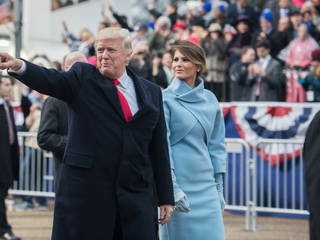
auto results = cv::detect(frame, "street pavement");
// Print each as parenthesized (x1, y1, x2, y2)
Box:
(7, 210, 308, 240)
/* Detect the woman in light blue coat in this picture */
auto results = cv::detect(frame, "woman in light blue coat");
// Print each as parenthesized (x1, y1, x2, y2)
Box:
(160, 41, 226, 240)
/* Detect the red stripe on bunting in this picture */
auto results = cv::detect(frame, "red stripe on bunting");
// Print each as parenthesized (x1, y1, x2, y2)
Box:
(266, 106, 292, 117)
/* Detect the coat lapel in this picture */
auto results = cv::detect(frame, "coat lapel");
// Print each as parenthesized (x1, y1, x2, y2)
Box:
(95, 71, 125, 120)
(127, 68, 152, 121)
(265, 59, 273, 75)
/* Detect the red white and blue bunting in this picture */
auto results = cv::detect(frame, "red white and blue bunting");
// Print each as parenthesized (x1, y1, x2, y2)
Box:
(221, 102, 320, 165)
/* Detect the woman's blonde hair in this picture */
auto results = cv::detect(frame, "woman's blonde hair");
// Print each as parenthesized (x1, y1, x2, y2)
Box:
(95, 27, 132, 54)
(171, 41, 207, 75)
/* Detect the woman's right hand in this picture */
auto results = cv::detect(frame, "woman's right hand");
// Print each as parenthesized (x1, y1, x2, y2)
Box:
(175, 195, 191, 212)
(171, 169, 191, 212)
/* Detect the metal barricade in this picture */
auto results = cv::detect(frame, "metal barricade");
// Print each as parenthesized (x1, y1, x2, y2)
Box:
(225, 138, 256, 231)
(8, 133, 308, 232)
(225, 138, 308, 231)
(254, 138, 308, 216)
(9, 132, 55, 197)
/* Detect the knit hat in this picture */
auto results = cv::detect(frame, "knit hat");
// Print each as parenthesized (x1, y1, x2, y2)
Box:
(260, 8, 273, 23)
(216, 4, 225, 13)
(233, 15, 251, 27)
(202, 1, 212, 12)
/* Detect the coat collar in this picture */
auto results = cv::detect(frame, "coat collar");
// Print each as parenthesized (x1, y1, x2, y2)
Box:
(167, 77, 205, 103)
(165, 77, 216, 145)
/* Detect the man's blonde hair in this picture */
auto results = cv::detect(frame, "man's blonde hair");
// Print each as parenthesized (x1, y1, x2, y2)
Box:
(95, 27, 132, 55)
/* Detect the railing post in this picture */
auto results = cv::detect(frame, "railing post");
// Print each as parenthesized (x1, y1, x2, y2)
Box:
(245, 140, 257, 231)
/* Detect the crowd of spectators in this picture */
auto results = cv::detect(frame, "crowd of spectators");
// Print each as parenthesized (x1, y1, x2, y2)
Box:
(53, 0, 320, 102)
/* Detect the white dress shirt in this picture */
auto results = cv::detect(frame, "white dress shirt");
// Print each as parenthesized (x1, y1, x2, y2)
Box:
(258, 55, 271, 72)
(115, 70, 139, 116)
(254, 55, 271, 97)
(10, 61, 139, 116)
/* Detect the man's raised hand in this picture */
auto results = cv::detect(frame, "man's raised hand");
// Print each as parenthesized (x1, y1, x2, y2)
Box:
(0, 53, 23, 71)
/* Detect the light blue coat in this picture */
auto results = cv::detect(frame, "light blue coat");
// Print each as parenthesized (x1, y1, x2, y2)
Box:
(160, 78, 226, 240)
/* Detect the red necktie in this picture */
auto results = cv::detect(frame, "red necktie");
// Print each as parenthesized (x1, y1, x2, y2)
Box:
(112, 80, 133, 121)
(3, 100, 15, 144)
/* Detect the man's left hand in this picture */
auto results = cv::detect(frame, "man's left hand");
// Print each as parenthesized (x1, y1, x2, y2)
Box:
(158, 205, 173, 225)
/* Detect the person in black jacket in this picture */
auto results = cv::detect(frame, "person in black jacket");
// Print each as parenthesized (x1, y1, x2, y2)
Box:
(165, 3, 178, 27)
(0, 75, 20, 240)
(227, 15, 253, 66)
(229, 46, 256, 101)
(37, 51, 87, 185)
(151, 52, 173, 89)
(303, 111, 320, 240)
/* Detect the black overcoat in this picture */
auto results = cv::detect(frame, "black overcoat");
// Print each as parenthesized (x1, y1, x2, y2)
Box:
(303, 111, 320, 240)
(10, 61, 174, 240)
(0, 101, 19, 183)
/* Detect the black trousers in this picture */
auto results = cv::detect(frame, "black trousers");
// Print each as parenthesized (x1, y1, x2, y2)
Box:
(307, 178, 320, 240)
(112, 211, 159, 240)
(112, 205, 159, 240)
(113, 210, 122, 240)
(0, 183, 12, 236)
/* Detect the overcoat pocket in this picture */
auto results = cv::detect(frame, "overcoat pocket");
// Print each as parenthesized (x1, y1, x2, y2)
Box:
(63, 152, 93, 169)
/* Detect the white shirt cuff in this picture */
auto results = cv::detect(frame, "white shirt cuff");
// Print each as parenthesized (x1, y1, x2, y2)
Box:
(8, 60, 26, 75)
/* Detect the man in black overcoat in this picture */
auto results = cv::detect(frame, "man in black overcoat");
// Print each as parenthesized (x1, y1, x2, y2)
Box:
(303, 111, 320, 240)
(0, 75, 20, 240)
(0, 27, 174, 240)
